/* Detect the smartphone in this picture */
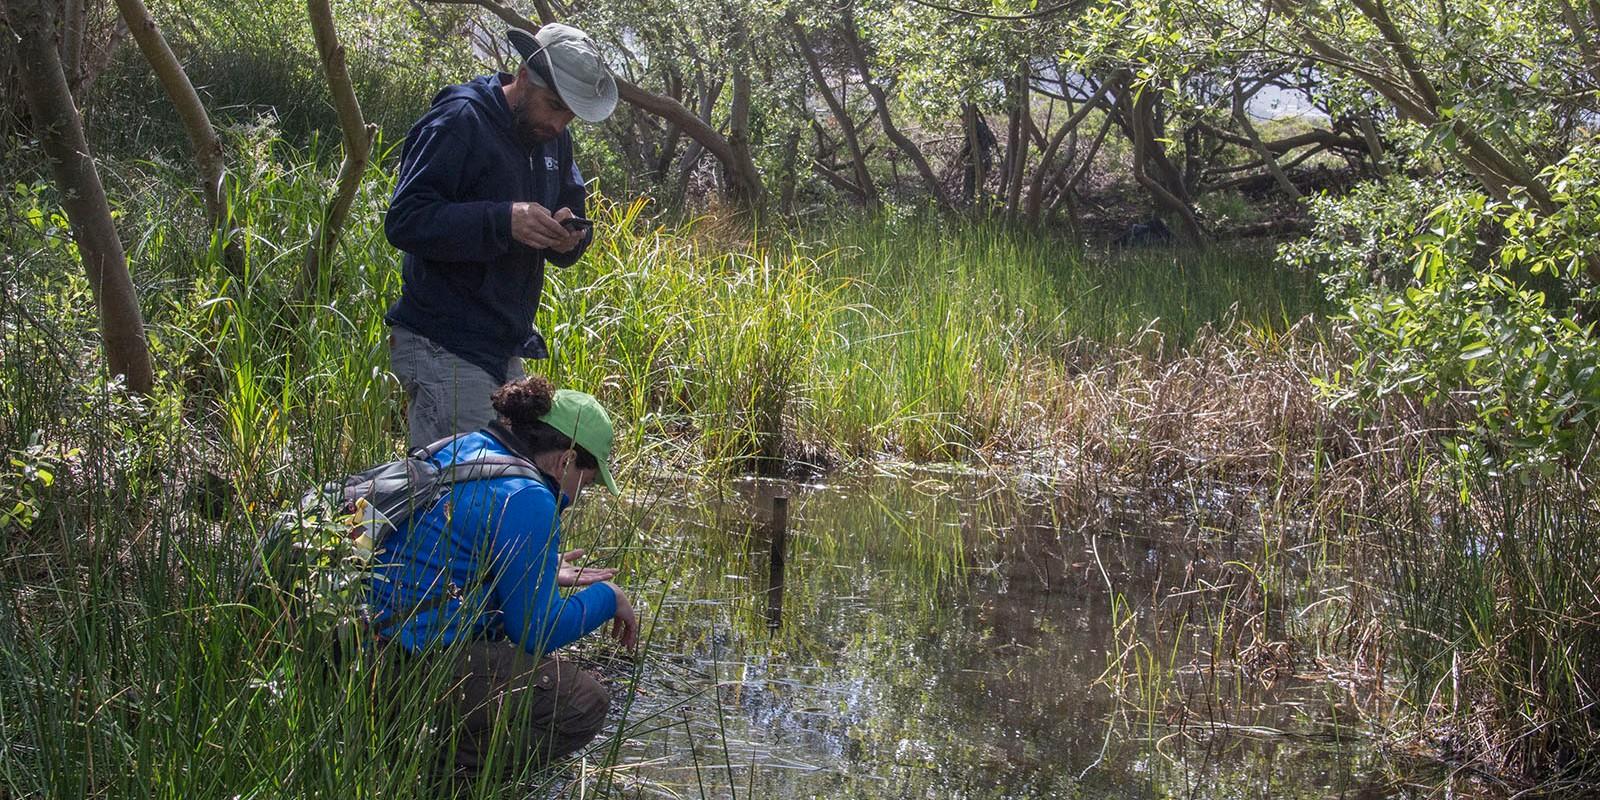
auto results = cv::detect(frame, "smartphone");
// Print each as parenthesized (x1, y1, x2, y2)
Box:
(560, 216, 594, 234)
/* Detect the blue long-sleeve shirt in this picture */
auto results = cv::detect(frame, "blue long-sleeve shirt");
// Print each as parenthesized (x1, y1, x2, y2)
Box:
(368, 430, 617, 656)
(384, 73, 592, 384)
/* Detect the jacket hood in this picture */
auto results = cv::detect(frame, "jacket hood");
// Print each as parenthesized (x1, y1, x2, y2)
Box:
(429, 74, 515, 131)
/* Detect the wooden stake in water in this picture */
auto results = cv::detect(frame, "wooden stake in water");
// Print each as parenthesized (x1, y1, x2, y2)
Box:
(766, 494, 789, 630)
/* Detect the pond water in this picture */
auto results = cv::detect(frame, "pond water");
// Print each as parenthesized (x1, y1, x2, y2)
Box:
(567, 470, 1404, 799)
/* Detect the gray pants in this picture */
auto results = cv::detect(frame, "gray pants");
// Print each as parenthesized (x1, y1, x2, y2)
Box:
(389, 326, 523, 451)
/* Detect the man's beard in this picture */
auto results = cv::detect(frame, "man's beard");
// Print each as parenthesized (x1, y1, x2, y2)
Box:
(509, 101, 555, 149)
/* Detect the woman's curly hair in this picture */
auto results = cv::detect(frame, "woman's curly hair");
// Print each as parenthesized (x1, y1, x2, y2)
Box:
(491, 376, 598, 469)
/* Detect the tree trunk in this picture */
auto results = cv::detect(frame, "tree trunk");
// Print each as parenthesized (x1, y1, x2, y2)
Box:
(303, 0, 376, 291)
(1121, 82, 1204, 245)
(1143, 90, 1193, 204)
(622, 76, 765, 207)
(60, 0, 85, 93)
(839, 4, 951, 210)
(618, 112, 655, 181)
(723, 27, 765, 212)
(778, 124, 802, 212)
(1026, 77, 1111, 224)
(1046, 110, 1115, 223)
(1231, 80, 1301, 200)
(1003, 66, 1029, 218)
(791, 17, 877, 207)
(654, 118, 683, 181)
(114, 0, 230, 230)
(1028, 120, 1076, 224)
(6, 0, 154, 394)
(74, 10, 127, 101)
(1558, 0, 1600, 88)
(651, 69, 685, 181)
(962, 104, 985, 207)
(673, 75, 722, 202)
(1357, 113, 1387, 176)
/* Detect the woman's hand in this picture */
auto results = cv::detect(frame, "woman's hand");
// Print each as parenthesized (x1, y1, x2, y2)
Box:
(556, 548, 617, 587)
(603, 581, 639, 650)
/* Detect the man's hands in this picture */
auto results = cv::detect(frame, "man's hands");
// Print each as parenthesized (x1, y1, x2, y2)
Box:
(511, 202, 585, 253)
(603, 581, 639, 650)
(556, 548, 617, 587)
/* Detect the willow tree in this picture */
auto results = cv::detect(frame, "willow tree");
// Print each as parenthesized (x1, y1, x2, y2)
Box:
(5, 0, 154, 394)
(1263, 0, 1600, 281)
(1264, 0, 1600, 778)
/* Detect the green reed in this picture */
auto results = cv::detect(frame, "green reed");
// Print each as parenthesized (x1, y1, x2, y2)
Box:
(541, 199, 1320, 468)
(0, 127, 1330, 799)
(1375, 468, 1600, 786)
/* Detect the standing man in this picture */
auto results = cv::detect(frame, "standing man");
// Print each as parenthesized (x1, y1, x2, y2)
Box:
(385, 24, 617, 449)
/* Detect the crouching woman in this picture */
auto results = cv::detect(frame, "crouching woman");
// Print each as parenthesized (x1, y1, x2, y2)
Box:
(368, 376, 638, 778)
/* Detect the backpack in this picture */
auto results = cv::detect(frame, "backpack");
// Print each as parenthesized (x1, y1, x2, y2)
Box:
(241, 433, 545, 644)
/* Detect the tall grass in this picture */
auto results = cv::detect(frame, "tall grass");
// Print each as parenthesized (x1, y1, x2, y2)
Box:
(0, 127, 1325, 798)
(543, 198, 1321, 469)
(1380, 474, 1600, 786)
(4, 126, 1593, 797)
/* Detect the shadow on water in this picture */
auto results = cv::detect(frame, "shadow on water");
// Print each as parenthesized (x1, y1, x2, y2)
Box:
(563, 470, 1422, 799)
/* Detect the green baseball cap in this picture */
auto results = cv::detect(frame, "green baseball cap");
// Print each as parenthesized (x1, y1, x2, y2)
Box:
(540, 389, 619, 495)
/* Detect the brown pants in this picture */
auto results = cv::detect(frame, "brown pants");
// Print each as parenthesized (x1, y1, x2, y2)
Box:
(444, 639, 611, 778)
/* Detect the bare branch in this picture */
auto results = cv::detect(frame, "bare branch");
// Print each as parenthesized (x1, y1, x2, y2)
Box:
(1027, 76, 1111, 221)
(791, 16, 876, 206)
(839, 3, 951, 209)
(114, 0, 230, 234)
(904, 0, 1083, 21)
(304, 0, 377, 289)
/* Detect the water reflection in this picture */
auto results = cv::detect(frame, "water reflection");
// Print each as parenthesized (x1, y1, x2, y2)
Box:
(561, 471, 1399, 798)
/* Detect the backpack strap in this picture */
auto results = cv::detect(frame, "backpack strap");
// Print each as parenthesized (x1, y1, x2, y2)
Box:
(369, 453, 549, 639)
(437, 454, 545, 487)
(411, 432, 468, 460)
(372, 586, 465, 638)
(375, 455, 544, 540)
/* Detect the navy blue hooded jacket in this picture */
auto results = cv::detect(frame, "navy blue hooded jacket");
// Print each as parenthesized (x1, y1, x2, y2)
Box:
(384, 73, 592, 383)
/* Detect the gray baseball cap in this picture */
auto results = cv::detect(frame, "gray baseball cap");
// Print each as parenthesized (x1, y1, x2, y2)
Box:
(506, 24, 618, 123)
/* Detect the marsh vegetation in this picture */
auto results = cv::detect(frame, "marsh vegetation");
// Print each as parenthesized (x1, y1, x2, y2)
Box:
(3, 0, 1598, 797)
